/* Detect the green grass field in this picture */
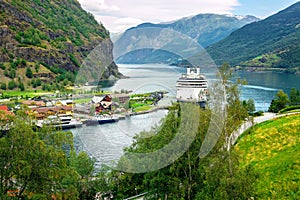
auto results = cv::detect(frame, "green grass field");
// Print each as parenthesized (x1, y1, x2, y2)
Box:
(73, 98, 91, 104)
(235, 114, 300, 199)
(2, 90, 53, 98)
(133, 105, 153, 112)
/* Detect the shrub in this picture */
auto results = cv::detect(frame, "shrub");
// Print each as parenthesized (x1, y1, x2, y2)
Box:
(8, 80, 17, 90)
(36, 78, 42, 86)
(19, 82, 25, 91)
(0, 63, 5, 70)
(69, 54, 80, 67)
(253, 110, 264, 116)
(0, 83, 7, 90)
(279, 105, 300, 114)
(4, 69, 9, 77)
(268, 90, 290, 113)
(9, 69, 16, 79)
(26, 67, 33, 78)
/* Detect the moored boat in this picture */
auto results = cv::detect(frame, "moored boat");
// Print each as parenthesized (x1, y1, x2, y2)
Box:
(37, 116, 83, 130)
(84, 114, 119, 126)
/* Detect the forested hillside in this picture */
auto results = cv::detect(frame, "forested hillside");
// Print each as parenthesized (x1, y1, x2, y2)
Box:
(0, 0, 121, 90)
(206, 1, 300, 73)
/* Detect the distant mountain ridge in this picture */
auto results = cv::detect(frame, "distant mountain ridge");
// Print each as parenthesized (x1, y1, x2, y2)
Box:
(116, 14, 259, 64)
(129, 14, 259, 48)
(206, 1, 300, 73)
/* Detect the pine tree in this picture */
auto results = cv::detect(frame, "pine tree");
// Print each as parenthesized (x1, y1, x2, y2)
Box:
(26, 67, 33, 78)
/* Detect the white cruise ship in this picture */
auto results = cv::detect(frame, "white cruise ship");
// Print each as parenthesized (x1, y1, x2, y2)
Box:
(176, 67, 208, 107)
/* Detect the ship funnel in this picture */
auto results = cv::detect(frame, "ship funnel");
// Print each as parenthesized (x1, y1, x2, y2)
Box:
(196, 67, 200, 74)
(187, 68, 191, 74)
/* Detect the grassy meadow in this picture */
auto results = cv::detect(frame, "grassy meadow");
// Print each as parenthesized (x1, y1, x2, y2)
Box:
(235, 114, 300, 199)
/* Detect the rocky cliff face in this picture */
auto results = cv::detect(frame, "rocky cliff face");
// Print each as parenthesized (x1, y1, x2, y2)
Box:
(0, 0, 122, 83)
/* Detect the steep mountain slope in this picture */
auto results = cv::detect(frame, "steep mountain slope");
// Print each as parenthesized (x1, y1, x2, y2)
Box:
(116, 14, 259, 64)
(206, 1, 300, 73)
(0, 0, 121, 89)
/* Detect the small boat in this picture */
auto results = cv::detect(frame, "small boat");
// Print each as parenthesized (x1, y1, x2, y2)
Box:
(84, 114, 119, 126)
(37, 116, 83, 130)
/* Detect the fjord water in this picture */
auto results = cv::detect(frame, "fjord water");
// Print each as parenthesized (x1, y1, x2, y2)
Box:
(72, 109, 168, 168)
(112, 64, 300, 111)
(73, 64, 300, 167)
(235, 71, 300, 111)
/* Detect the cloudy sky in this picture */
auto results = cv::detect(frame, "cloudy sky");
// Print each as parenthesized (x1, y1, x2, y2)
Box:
(78, 0, 299, 33)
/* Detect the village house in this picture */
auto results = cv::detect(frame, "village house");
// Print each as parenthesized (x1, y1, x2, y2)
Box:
(30, 106, 73, 120)
(22, 100, 46, 108)
(54, 100, 74, 107)
(111, 93, 130, 104)
(0, 105, 14, 120)
(92, 95, 113, 114)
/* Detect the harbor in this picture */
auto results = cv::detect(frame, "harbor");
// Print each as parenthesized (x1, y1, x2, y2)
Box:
(27, 90, 173, 131)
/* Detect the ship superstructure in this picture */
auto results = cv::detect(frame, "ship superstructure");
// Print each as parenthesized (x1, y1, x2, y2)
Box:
(176, 67, 208, 106)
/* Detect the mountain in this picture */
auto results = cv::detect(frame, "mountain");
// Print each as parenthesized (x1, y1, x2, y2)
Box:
(0, 0, 122, 89)
(206, 2, 300, 73)
(134, 14, 259, 48)
(115, 14, 259, 64)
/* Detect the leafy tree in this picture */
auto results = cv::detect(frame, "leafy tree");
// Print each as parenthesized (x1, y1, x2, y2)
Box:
(36, 78, 42, 86)
(3, 69, 9, 77)
(8, 80, 16, 90)
(269, 90, 290, 112)
(63, 78, 69, 86)
(0, 63, 5, 70)
(34, 63, 40, 72)
(26, 67, 33, 78)
(0, 83, 6, 90)
(68, 151, 101, 199)
(289, 88, 300, 105)
(246, 98, 256, 115)
(69, 151, 94, 180)
(32, 32, 41, 45)
(0, 109, 93, 199)
(196, 151, 257, 199)
(69, 54, 80, 67)
(219, 62, 248, 137)
(42, 83, 51, 91)
(31, 79, 37, 88)
(10, 61, 17, 69)
(9, 69, 16, 79)
(18, 82, 25, 91)
(20, 58, 26, 66)
(0, 111, 72, 198)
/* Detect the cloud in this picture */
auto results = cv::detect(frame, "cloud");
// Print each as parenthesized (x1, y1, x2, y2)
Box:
(79, 0, 120, 12)
(114, 17, 145, 31)
(78, 0, 240, 33)
(94, 16, 144, 33)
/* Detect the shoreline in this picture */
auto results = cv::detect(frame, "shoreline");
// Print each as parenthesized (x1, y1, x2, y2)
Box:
(234, 67, 300, 74)
(73, 95, 174, 126)
(73, 105, 170, 125)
